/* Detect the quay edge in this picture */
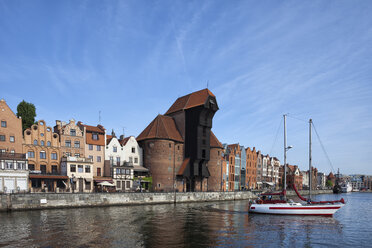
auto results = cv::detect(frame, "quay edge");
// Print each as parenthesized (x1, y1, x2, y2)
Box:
(0, 191, 256, 212)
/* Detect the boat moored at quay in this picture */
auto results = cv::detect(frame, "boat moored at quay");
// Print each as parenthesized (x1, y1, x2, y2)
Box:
(249, 115, 345, 216)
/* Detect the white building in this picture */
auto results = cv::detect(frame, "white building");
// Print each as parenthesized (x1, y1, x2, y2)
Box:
(317, 172, 326, 189)
(302, 171, 309, 189)
(271, 157, 280, 188)
(105, 133, 144, 191)
(61, 157, 93, 192)
(0, 152, 28, 193)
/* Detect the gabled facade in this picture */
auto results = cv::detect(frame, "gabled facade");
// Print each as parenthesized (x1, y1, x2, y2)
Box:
(105, 133, 144, 191)
(24, 120, 67, 192)
(78, 122, 106, 178)
(54, 119, 85, 159)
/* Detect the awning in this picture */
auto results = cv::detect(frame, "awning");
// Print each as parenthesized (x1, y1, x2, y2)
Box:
(132, 165, 149, 172)
(256, 182, 262, 184)
(85, 178, 92, 182)
(98, 181, 115, 187)
(29, 174, 69, 180)
(264, 182, 274, 186)
(94, 177, 114, 183)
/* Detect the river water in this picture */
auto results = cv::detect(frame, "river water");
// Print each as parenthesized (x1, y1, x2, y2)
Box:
(0, 193, 370, 247)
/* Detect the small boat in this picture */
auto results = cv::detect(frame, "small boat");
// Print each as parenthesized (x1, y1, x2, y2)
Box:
(249, 115, 345, 216)
(341, 182, 352, 193)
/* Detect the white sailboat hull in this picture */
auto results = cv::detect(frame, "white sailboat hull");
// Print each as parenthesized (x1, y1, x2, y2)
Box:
(249, 203, 344, 216)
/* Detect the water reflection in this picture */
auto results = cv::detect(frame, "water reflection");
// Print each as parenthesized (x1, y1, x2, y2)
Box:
(0, 193, 371, 247)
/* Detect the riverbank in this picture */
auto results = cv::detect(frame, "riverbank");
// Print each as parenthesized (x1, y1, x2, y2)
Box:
(286, 189, 333, 196)
(0, 191, 256, 212)
(0, 189, 336, 212)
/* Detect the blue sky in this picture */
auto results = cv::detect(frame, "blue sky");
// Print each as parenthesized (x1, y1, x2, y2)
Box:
(1, 0, 372, 175)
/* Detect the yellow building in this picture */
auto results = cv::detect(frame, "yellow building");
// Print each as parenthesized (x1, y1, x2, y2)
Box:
(23, 120, 68, 192)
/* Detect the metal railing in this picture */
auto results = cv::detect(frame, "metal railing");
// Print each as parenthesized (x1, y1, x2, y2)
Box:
(0, 152, 27, 160)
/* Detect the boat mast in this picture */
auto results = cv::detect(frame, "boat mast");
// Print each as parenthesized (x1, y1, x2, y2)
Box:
(309, 118, 312, 201)
(283, 114, 287, 199)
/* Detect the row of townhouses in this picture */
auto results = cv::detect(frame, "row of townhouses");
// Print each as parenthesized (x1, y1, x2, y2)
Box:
(1, 89, 371, 194)
(0, 99, 148, 193)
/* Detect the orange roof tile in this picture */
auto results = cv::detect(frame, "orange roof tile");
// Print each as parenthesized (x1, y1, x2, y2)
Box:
(137, 115, 183, 142)
(210, 131, 223, 148)
(165, 88, 215, 115)
(177, 157, 190, 176)
(106, 135, 113, 144)
(119, 137, 130, 146)
(79, 122, 105, 133)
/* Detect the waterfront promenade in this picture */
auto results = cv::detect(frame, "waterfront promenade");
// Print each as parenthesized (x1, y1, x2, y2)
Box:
(0, 189, 333, 212)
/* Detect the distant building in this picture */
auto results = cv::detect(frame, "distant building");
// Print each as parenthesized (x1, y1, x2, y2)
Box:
(223, 144, 235, 191)
(271, 157, 280, 189)
(317, 172, 326, 189)
(262, 155, 271, 188)
(240, 146, 246, 190)
(286, 165, 303, 190)
(246, 147, 257, 189)
(302, 170, 309, 189)
(0, 99, 29, 193)
(327, 172, 336, 187)
(363, 176, 372, 190)
(256, 151, 263, 189)
(350, 175, 364, 190)
(226, 144, 241, 191)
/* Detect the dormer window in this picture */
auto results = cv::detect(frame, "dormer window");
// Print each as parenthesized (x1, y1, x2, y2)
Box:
(92, 133, 98, 140)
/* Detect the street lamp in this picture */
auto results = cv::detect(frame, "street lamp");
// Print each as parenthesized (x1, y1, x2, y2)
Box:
(286, 145, 293, 151)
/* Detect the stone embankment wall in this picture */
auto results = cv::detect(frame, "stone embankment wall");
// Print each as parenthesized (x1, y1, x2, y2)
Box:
(286, 189, 333, 196)
(0, 191, 255, 212)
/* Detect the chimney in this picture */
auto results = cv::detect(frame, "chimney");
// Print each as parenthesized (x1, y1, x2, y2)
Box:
(120, 135, 124, 140)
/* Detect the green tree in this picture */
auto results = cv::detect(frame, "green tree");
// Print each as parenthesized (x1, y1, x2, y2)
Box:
(326, 180, 333, 188)
(16, 100, 36, 132)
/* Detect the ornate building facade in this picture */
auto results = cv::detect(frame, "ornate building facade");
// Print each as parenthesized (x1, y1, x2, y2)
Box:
(23, 120, 67, 192)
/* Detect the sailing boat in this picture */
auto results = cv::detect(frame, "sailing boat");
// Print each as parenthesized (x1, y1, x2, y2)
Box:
(249, 115, 345, 216)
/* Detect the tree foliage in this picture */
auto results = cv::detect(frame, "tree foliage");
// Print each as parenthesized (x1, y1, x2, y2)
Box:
(326, 179, 334, 188)
(16, 100, 36, 132)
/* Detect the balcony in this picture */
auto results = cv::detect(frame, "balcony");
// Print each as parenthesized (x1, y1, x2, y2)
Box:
(29, 170, 60, 175)
(62, 157, 93, 163)
(0, 152, 27, 160)
(111, 161, 134, 167)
